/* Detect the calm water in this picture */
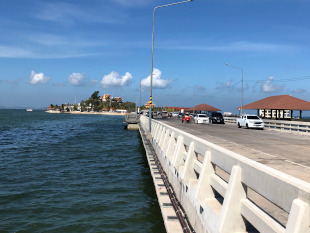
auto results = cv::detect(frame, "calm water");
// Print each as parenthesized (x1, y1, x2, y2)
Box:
(0, 110, 165, 233)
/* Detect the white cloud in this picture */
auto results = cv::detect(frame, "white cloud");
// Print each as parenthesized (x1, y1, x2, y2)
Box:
(69, 73, 84, 86)
(29, 71, 50, 84)
(0, 45, 32, 58)
(35, 2, 125, 25)
(101, 71, 133, 88)
(216, 79, 236, 91)
(141, 68, 172, 89)
(161, 41, 298, 53)
(291, 88, 307, 94)
(261, 76, 284, 93)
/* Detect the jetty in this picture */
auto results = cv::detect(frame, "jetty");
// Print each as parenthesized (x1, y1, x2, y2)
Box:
(137, 115, 310, 233)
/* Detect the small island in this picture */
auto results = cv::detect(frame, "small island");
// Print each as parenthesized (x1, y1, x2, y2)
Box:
(46, 91, 136, 115)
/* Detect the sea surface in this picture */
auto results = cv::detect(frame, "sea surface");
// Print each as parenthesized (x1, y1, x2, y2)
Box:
(0, 109, 165, 233)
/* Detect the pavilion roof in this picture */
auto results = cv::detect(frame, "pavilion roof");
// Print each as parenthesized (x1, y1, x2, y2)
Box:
(187, 103, 221, 112)
(241, 95, 310, 110)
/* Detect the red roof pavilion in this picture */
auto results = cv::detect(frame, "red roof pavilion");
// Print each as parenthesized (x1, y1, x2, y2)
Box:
(187, 103, 221, 112)
(241, 95, 310, 119)
(241, 95, 310, 110)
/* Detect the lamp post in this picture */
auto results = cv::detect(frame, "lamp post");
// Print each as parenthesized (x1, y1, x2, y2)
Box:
(224, 63, 244, 115)
(149, 0, 194, 133)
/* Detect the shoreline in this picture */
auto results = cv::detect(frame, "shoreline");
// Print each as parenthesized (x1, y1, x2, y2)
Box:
(45, 110, 126, 116)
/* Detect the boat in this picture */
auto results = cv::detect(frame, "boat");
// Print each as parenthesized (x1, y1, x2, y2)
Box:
(26, 108, 33, 112)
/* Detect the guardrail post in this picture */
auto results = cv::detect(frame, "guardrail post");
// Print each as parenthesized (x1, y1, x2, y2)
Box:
(154, 123, 161, 143)
(286, 199, 309, 233)
(196, 151, 215, 200)
(158, 126, 164, 146)
(151, 120, 156, 137)
(165, 132, 176, 160)
(162, 129, 170, 152)
(181, 142, 197, 182)
(219, 166, 246, 233)
(153, 122, 159, 140)
(172, 135, 185, 169)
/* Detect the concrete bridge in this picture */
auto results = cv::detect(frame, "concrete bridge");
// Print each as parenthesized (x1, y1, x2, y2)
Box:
(138, 115, 310, 233)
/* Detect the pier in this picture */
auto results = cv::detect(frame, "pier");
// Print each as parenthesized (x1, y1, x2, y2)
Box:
(138, 115, 310, 233)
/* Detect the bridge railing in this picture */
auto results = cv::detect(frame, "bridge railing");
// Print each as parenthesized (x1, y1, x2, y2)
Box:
(224, 117, 310, 135)
(140, 115, 310, 233)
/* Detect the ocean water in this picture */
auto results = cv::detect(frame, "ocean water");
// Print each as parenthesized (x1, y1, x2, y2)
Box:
(0, 110, 165, 233)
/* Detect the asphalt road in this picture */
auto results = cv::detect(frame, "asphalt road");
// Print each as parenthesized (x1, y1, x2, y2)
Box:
(155, 117, 310, 183)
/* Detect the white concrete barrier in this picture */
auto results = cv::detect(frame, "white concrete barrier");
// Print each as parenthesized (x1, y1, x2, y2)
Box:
(225, 117, 310, 135)
(140, 116, 310, 233)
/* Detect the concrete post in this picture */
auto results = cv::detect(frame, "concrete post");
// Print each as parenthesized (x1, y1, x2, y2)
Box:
(158, 126, 164, 146)
(286, 199, 309, 233)
(181, 141, 197, 183)
(153, 123, 159, 141)
(162, 129, 170, 153)
(172, 135, 185, 168)
(165, 132, 176, 160)
(196, 151, 215, 200)
(218, 166, 247, 233)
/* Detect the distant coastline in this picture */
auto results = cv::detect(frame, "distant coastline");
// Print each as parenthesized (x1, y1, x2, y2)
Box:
(45, 110, 126, 116)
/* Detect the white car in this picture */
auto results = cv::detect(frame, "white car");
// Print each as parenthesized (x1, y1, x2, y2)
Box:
(194, 114, 209, 124)
(172, 112, 179, 117)
(237, 114, 264, 129)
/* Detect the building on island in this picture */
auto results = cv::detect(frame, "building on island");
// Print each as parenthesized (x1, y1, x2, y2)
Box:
(145, 101, 155, 108)
(101, 94, 111, 102)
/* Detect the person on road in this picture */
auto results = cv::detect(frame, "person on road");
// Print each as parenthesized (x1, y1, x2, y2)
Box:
(182, 114, 191, 123)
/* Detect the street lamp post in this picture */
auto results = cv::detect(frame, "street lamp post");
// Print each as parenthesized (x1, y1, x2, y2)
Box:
(149, 0, 194, 133)
(224, 63, 244, 115)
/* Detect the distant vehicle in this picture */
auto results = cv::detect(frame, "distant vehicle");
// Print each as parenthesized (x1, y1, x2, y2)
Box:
(182, 114, 191, 123)
(194, 114, 209, 124)
(178, 113, 184, 118)
(161, 111, 168, 118)
(236, 114, 264, 129)
(172, 112, 179, 117)
(146, 111, 153, 118)
(26, 108, 33, 112)
(207, 112, 224, 124)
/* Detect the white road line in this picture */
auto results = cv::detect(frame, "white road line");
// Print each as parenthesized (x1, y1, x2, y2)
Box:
(230, 142, 242, 146)
(251, 149, 277, 157)
(285, 160, 310, 169)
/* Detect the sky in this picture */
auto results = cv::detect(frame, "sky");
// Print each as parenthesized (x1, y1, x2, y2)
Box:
(1, 0, 310, 113)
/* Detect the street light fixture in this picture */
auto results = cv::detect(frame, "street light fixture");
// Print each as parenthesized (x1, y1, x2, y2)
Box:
(224, 63, 244, 115)
(149, 0, 194, 133)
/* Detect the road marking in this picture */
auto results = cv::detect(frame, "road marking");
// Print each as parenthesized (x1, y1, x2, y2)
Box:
(285, 160, 310, 169)
(230, 142, 242, 146)
(251, 149, 277, 157)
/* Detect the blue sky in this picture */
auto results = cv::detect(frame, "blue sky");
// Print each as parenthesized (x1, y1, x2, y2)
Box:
(1, 0, 310, 113)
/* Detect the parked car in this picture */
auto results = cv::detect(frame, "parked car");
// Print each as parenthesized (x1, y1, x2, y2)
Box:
(190, 113, 197, 120)
(236, 114, 264, 129)
(207, 112, 224, 124)
(194, 114, 209, 124)
(161, 111, 168, 118)
(172, 112, 179, 117)
(178, 113, 184, 118)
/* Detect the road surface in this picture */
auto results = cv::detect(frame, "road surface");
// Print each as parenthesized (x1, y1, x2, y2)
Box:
(155, 117, 310, 183)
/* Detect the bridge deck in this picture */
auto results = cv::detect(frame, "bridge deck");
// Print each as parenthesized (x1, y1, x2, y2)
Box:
(156, 117, 310, 183)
